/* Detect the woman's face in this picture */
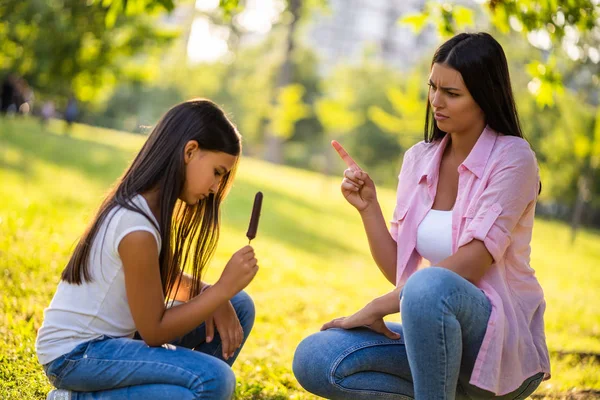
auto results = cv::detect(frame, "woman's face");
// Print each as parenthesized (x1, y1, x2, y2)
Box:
(180, 140, 237, 205)
(428, 63, 484, 135)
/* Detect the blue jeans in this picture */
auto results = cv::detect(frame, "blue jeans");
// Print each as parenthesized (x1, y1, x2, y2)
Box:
(43, 291, 255, 400)
(293, 267, 544, 400)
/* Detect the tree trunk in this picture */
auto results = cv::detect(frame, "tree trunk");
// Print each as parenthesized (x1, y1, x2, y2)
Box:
(264, 0, 301, 164)
(570, 167, 594, 243)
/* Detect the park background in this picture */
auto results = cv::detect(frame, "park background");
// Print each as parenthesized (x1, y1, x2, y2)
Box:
(1, 0, 599, 398)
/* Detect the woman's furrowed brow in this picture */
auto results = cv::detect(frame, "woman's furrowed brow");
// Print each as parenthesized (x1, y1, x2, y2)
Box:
(428, 79, 461, 91)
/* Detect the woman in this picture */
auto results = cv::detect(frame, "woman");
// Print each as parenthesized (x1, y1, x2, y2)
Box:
(37, 99, 258, 400)
(293, 32, 550, 399)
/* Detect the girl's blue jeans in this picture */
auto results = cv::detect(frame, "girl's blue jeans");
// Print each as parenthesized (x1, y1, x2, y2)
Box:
(42, 291, 255, 400)
(293, 267, 544, 400)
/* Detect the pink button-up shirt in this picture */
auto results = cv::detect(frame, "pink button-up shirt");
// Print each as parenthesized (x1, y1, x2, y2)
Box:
(390, 126, 550, 395)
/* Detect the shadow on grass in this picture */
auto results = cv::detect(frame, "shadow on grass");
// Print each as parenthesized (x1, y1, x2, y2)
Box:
(0, 119, 134, 187)
(0, 157, 32, 177)
(551, 350, 600, 366)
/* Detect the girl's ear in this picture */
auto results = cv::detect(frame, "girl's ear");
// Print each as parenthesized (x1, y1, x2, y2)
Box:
(183, 140, 200, 164)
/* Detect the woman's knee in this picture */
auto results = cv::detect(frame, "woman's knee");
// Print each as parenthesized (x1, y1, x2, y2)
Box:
(402, 267, 460, 310)
(293, 332, 336, 393)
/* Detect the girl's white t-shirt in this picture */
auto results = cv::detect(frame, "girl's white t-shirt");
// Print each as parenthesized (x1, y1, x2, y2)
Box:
(36, 195, 161, 365)
(415, 209, 453, 265)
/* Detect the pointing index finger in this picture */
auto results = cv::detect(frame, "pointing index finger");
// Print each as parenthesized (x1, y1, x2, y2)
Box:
(331, 140, 361, 171)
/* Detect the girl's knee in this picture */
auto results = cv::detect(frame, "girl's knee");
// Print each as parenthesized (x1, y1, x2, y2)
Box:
(232, 291, 255, 331)
(191, 361, 235, 400)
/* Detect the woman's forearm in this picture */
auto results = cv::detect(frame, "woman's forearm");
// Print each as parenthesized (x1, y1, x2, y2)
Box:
(370, 286, 403, 316)
(359, 202, 398, 284)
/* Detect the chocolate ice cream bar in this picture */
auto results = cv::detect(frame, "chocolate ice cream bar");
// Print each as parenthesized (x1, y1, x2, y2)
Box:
(246, 192, 263, 241)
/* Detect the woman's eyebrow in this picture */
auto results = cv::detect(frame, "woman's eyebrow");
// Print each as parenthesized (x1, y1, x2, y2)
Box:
(428, 79, 461, 91)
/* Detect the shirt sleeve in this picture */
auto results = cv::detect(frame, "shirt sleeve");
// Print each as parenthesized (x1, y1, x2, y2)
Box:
(458, 143, 539, 263)
(390, 148, 415, 241)
(113, 210, 161, 255)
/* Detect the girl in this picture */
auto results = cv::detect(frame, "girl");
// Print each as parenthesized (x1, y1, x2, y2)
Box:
(293, 32, 550, 399)
(36, 99, 258, 400)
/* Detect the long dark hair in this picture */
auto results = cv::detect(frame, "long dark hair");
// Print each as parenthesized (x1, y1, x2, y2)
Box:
(424, 32, 523, 142)
(61, 99, 242, 300)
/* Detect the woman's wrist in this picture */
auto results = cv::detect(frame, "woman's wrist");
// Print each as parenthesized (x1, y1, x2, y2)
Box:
(370, 289, 401, 317)
(359, 200, 381, 218)
(367, 297, 389, 319)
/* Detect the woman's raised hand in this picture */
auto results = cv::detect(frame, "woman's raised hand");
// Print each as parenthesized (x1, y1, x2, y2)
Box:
(216, 245, 258, 298)
(331, 140, 377, 212)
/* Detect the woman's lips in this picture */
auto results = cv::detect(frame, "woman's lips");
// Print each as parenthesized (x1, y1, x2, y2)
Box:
(434, 112, 449, 121)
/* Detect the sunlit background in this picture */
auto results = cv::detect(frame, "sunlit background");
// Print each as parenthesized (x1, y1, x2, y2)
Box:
(1, 0, 599, 398)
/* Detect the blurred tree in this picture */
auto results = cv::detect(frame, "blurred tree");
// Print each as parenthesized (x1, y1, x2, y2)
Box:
(315, 58, 406, 184)
(367, 69, 429, 151)
(264, 0, 305, 164)
(0, 0, 176, 105)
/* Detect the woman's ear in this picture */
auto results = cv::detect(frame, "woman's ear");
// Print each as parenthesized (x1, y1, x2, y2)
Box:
(183, 140, 200, 164)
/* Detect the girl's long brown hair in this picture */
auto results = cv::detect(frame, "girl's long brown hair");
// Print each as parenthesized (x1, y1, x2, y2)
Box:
(61, 99, 242, 300)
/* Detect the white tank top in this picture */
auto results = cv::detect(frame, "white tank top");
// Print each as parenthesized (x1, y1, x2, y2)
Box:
(416, 209, 453, 265)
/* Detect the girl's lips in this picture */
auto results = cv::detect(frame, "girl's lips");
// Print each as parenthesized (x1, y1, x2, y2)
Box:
(434, 113, 449, 120)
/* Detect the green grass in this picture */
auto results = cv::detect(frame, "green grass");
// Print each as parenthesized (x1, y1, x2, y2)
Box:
(1, 118, 599, 399)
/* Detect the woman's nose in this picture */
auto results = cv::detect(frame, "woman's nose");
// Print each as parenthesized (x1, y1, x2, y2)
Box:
(430, 90, 443, 108)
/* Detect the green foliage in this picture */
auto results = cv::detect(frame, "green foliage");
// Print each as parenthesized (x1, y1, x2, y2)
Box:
(269, 84, 311, 139)
(1, 119, 599, 398)
(486, 0, 599, 44)
(517, 89, 597, 206)
(219, 0, 243, 18)
(0, 0, 177, 103)
(398, 1, 600, 109)
(525, 59, 564, 107)
(399, 3, 475, 38)
(314, 90, 364, 137)
(367, 71, 428, 150)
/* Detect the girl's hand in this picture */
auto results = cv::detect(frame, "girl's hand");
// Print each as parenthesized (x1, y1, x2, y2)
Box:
(332, 141, 378, 212)
(215, 245, 258, 298)
(321, 303, 401, 340)
(205, 301, 243, 360)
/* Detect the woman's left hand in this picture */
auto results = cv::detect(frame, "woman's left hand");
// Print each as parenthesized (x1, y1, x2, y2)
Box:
(321, 303, 401, 340)
(206, 300, 243, 360)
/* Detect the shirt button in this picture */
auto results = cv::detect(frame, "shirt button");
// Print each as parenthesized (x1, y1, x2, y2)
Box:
(459, 165, 466, 173)
(492, 204, 501, 213)
(468, 207, 475, 214)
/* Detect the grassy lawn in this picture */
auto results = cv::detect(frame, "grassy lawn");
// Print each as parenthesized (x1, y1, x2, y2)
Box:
(1, 118, 599, 399)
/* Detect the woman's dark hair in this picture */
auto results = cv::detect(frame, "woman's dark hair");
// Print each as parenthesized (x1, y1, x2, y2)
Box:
(61, 99, 242, 300)
(424, 32, 523, 143)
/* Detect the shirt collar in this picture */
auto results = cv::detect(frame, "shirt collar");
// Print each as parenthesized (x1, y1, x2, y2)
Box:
(419, 125, 498, 185)
(462, 125, 497, 178)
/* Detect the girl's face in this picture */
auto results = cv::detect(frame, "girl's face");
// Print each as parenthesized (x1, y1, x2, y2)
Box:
(428, 63, 485, 135)
(180, 140, 237, 205)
